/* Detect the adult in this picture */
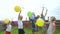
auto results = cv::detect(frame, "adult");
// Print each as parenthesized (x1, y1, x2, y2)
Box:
(41, 7, 48, 34)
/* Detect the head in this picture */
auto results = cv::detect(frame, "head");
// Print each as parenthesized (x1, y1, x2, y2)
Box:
(37, 15, 40, 18)
(41, 13, 44, 18)
(36, 15, 40, 19)
(50, 16, 56, 23)
(32, 12, 35, 16)
(41, 13, 43, 15)
(8, 21, 11, 24)
(18, 16, 23, 20)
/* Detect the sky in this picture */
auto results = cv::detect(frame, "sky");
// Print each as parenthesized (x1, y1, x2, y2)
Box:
(0, 0, 60, 21)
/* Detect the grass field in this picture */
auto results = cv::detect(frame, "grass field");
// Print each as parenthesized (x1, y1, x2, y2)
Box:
(0, 27, 60, 34)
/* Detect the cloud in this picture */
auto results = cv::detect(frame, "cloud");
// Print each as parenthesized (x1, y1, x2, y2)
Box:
(0, 0, 60, 20)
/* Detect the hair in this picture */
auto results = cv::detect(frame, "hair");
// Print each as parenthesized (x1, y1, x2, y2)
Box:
(32, 12, 35, 16)
(50, 16, 56, 22)
(18, 15, 23, 20)
(36, 15, 40, 20)
(37, 15, 40, 18)
(20, 16, 23, 20)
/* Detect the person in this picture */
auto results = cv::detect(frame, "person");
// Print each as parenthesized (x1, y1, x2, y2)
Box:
(18, 12, 25, 34)
(6, 20, 12, 34)
(47, 16, 56, 34)
(29, 12, 39, 34)
(41, 7, 48, 34)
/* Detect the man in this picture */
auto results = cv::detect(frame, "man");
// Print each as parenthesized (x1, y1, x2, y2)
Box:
(41, 7, 48, 34)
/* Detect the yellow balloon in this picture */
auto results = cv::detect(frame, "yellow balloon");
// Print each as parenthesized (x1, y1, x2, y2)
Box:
(35, 18, 44, 27)
(14, 6, 21, 12)
(4, 18, 10, 24)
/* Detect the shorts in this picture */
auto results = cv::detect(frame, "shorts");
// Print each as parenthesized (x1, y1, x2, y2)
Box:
(30, 19, 39, 32)
(42, 24, 47, 31)
(32, 26, 39, 32)
(6, 31, 10, 34)
(18, 29, 25, 34)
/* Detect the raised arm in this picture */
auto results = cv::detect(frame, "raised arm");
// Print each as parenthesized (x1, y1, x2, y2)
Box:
(45, 16, 50, 24)
(45, 8, 48, 17)
(18, 11, 21, 20)
(41, 7, 44, 15)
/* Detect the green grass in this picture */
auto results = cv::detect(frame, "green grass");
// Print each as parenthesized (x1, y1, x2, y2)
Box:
(0, 27, 60, 34)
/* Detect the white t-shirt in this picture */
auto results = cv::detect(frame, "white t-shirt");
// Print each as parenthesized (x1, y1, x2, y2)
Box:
(18, 20, 23, 29)
(6, 24, 12, 32)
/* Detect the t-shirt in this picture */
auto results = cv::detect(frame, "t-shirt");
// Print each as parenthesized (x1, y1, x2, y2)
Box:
(18, 20, 23, 29)
(41, 15, 45, 21)
(29, 15, 36, 28)
(6, 24, 12, 32)
(30, 15, 35, 20)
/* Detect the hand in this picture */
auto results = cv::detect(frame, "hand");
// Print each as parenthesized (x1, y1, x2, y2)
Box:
(42, 6, 45, 8)
(42, 7, 45, 10)
(45, 7, 48, 11)
(46, 9, 48, 11)
(44, 8, 48, 17)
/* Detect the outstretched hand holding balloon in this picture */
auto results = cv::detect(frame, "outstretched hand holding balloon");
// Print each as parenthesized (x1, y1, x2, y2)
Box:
(14, 5, 22, 20)
(14, 5, 21, 12)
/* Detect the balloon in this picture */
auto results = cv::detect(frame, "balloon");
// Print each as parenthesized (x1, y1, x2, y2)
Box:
(27, 12, 32, 17)
(4, 18, 10, 24)
(35, 18, 44, 27)
(14, 6, 21, 12)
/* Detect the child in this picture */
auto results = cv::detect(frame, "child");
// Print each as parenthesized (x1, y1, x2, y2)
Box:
(6, 21, 12, 34)
(47, 16, 56, 34)
(18, 12, 25, 34)
(41, 7, 48, 34)
(29, 13, 39, 34)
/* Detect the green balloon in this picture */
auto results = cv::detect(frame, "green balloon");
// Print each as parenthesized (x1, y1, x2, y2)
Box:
(27, 12, 32, 17)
